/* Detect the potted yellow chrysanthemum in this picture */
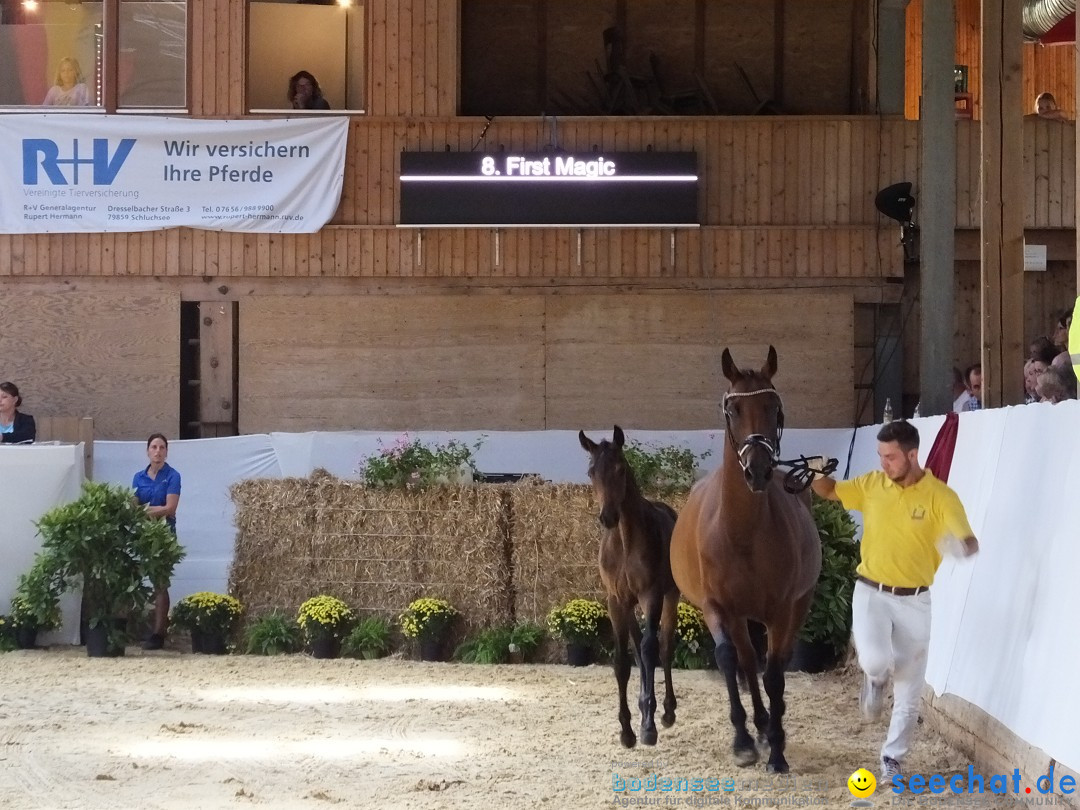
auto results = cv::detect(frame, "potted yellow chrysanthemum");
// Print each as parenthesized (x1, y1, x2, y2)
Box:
(297, 595, 356, 659)
(399, 597, 458, 661)
(547, 598, 608, 666)
(171, 592, 244, 655)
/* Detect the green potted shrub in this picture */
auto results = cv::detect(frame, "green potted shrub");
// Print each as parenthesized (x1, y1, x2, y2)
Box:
(399, 597, 458, 661)
(31, 482, 185, 657)
(0, 615, 15, 653)
(547, 598, 608, 666)
(10, 561, 64, 650)
(297, 595, 355, 659)
(508, 621, 545, 663)
(171, 592, 243, 655)
(244, 611, 302, 655)
(790, 494, 860, 673)
(343, 616, 393, 659)
(454, 626, 513, 664)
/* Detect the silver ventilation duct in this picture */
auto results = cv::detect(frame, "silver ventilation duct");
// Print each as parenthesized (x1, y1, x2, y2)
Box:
(1023, 0, 1075, 41)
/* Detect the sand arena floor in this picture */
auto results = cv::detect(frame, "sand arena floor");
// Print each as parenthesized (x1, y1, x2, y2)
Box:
(0, 647, 1025, 810)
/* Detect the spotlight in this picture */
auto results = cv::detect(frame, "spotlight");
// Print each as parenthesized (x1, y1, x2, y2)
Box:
(875, 181, 917, 262)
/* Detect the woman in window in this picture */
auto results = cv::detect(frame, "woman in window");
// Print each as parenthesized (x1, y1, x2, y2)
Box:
(43, 57, 91, 107)
(288, 70, 330, 110)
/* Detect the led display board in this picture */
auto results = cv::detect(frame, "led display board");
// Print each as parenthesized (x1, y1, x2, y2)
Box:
(399, 151, 698, 227)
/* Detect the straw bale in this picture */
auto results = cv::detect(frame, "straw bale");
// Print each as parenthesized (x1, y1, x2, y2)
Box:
(508, 485, 689, 624)
(229, 474, 512, 629)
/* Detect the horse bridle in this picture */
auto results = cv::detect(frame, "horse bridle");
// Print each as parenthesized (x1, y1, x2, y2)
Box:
(722, 388, 785, 469)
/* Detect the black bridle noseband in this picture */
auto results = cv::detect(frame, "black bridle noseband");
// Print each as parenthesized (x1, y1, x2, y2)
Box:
(722, 387, 837, 493)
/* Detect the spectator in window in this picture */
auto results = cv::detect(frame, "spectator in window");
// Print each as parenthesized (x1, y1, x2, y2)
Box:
(951, 366, 972, 413)
(1051, 306, 1073, 353)
(43, 57, 91, 107)
(0, 381, 36, 444)
(1024, 358, 1049, 404)
(962, 364, 982, 411)
(1034, 92, 1069, 121)
(288, 71, 330, 110)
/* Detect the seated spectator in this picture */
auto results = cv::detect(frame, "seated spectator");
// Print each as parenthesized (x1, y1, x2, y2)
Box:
(0, 381, 36, 444)
(1052, 306, 1073, 353)
(962, 363, 982, 411)
(1036, 367, 1072, 403)
(952, 366, 973, 412)
(1024, 358, 1049, 403)
(1034, 92, 1069, 121)
(1029, 335, 1059, 364)
(288, 71, 330, 110)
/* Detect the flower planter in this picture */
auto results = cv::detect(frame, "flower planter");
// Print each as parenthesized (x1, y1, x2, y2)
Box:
(310, 636, 341, 660)
(786, 639, 838, 674)
(566, 642, 594, 667)
(86, 619, 126, 658)
(419, 638, 446, 662)
(191, 630, 228, 655)
(15, 626, 38, 650)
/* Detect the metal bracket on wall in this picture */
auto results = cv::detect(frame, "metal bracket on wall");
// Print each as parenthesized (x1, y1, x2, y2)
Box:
(577, 229, 583, 267)
(493, 229, 501, 268)
(416, 230, 423, 266)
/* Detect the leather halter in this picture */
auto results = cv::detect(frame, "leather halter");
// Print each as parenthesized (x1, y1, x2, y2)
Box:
(722, 388, 785, 470)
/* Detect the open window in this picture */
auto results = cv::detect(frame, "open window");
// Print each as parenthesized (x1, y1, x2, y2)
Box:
(0, 0, 187, 111)
(247, 0, 365, 114)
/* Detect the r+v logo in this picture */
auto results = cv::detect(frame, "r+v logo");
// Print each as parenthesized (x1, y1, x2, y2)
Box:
(23, 138, 136, 186)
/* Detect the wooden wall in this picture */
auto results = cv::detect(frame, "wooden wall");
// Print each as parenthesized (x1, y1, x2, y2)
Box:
(905, 0, 1076, 121)
(0, 288, 180, 439)
(2, 117, 1072, 280)
(239, 291, 853, 433)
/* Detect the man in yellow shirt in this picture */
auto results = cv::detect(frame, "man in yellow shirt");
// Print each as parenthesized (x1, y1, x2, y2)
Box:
(810, 420, 978, 781)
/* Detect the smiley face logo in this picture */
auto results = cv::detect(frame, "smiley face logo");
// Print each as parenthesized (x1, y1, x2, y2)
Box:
(848, 768, 877, 798)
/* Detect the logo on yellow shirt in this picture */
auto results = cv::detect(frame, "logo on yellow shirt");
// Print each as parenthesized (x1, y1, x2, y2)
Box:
(911, 506, 926, 520)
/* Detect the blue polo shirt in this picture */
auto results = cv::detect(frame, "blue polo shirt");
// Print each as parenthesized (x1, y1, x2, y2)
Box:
(132, 462, 182, 532)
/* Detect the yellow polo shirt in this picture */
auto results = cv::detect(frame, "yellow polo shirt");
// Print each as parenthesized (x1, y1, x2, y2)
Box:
(834, 469, 974, 588)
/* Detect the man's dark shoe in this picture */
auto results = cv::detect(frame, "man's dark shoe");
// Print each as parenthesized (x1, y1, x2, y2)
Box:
(141, 633, 165, 651)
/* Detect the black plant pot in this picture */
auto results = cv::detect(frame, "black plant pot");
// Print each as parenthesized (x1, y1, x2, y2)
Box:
(310, 635, 341, 660)
(191, 630, 228, 655)
(786, 639, 838, 673)
(86, 619, 127, 658)
(15, 626, 38, 650)
(566, 642, 594, 667)
(419, 638, 445, 662)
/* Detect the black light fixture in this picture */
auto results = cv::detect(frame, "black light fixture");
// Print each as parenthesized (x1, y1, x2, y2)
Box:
(875, 181, 917, 262)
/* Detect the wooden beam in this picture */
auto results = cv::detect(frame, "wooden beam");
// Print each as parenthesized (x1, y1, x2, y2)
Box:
(920, 0, 956, 416)
(980, 0, 1025, 408)
(954, 228, 1077, 261)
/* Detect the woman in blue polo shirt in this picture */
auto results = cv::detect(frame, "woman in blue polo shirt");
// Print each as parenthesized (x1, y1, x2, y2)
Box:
(133, 433, 182, 650)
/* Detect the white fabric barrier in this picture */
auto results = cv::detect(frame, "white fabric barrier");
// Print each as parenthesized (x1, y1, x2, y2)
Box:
(15, 415, 1080, 771)
(843, 404, 1080, 772)
(0, 444, 84, 644)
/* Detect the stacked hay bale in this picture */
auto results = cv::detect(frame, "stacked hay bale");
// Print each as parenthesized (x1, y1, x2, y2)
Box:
(230, 470, 512, 629)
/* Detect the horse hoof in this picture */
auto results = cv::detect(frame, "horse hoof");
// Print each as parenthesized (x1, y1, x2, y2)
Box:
(734, 748, 759, 767)
(640, 729, 658, 746)
(661, 712, 676, 728)
(766, 761, 789, 774)
(620, 731, 637, 748)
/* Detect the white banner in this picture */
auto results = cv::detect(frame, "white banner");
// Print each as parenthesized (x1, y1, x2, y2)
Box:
(0, 115, 349, 234)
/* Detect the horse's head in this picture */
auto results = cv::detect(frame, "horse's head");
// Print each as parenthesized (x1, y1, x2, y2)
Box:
(721, 345, 785, 493)
(578, 425, 632, 529)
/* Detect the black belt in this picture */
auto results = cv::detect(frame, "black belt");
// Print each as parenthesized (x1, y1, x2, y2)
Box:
(857, 574, 929, 596)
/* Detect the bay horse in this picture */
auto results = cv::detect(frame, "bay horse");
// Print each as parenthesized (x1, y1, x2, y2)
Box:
(669, 347, 820, 773)
(579, 425, 680, 748)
